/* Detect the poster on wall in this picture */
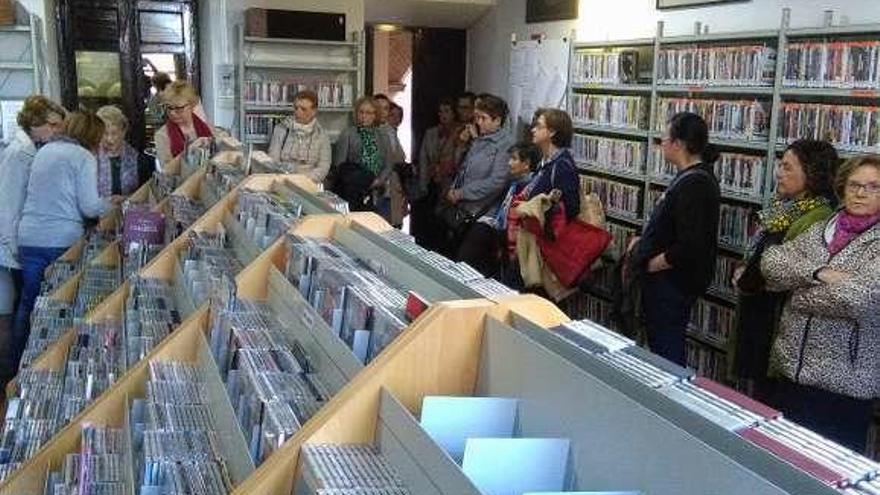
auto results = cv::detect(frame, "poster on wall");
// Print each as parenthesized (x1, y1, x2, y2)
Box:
(526, 0, 578, 23)
(657, 0, 749, 9)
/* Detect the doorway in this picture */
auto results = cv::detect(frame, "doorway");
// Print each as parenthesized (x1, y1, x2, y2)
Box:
(56, 0, 200, 151)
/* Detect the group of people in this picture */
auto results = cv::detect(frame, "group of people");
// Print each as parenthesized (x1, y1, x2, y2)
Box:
(621, 111, 880, 453)
(0, 77, 215, 390)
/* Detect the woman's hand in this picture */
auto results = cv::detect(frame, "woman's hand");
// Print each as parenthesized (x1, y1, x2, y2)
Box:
(626, 236, 641, 253)
(370, 178, 384, 190)
(731, 265, 746, 287)
(816, 267, 851, 284)
(459, 124, 477, 144)
(647, 253, 671, 273)
(191, 136, 212, 149)
(446, 189, 462, 204)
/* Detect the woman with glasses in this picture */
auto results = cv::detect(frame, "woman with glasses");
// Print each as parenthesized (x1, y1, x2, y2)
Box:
(727, 140, 838, 401)
(331, 96, 392, 211)
(629, 112, 721, 366)
(267, 89, 332, 183)
(153, 80, 214, 170)
(761, 155, 880, 452)
(0, 95, 65, 386)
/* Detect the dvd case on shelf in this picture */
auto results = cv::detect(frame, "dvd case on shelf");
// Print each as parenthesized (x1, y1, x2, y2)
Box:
(572, 134, 645, 175)
(581, 175, 641, 219)
(45, 425, 126, 495)
(243, 78, 354, 109)
(18, 297, 74, 370)
(297, 444, 411, 494)
(125, 277, 181, 365)
(711, 254, 739, 300)
(572, 50, 640, 84)
(245, 114, 288, 140)
(234, 188, 306, 249)
(685, 339, 727, 382)
(657, 44, 776, 86)
(605, 221, 639, 261)
(0, 369, 64, 482)
(689, 298, 735, 347)
(180, 230, 244, 308)
(655, 97, 770, 142)
(133, 360, 234, 495)
(649, 146, 766, 199)
(570, 94, 648, 130)
(60, 321, 126, 423)
(777, 102, 880, 152)
(719, 203, 756, 251)
(784, 40, 880, 89)
(73, 264, 122, 319)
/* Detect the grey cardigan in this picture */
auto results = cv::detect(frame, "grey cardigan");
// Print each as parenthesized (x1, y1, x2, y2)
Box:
(454, 128, 514, 215)
(18, 139, 109, 248)
(762, 213, 880, 399)
(333, 125, 393, 183)
(0, 129, 36, 269)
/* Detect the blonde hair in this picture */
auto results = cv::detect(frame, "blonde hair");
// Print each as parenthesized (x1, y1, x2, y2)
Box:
(353, 96, 378, 126)
(65, 111, 105, 151)
(17, 95, 66, 133)
(161, 80, 198, 106)
(96, 105, 129, 131)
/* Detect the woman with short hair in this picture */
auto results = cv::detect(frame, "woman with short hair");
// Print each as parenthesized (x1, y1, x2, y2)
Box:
(12, 111, 117, 371)
(96, 105, 152, 196)
(331, 96, 392, 210)
(267, 89, 332, 183)
(762, 155, 880, 452)
(728, 139, 838, 400)
(0, 95, 65, 384)
(153, 80, 214, 169)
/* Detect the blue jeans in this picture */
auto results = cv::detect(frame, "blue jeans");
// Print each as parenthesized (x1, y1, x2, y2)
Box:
(641, 272, 696, 366)
(11, 246, 68, 371)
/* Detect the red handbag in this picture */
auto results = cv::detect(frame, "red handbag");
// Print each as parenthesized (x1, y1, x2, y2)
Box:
(537, 218, 612, 288)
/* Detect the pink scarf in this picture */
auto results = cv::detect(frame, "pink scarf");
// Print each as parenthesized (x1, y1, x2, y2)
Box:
(828, 211, 880, 255)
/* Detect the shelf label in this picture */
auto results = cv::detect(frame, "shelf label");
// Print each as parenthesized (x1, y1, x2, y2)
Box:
(851, 89, 878, 98)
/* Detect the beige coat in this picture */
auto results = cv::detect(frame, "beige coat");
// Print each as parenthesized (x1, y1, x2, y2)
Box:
(761, 214, 880, 399)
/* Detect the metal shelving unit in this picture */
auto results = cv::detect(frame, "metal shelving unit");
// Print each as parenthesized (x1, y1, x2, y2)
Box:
(235, 24, 365, 148)
(0, 14, 44, 139)
(566, 8, 880, 381)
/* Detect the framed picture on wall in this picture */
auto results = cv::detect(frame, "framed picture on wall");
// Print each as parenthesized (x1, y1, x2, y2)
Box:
(657, 0, 749, 9)
(526, 0, 578, 23)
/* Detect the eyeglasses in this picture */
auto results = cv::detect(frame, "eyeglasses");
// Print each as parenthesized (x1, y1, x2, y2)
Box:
(846, 181, 880, 195)
(166, 103, 190, 112)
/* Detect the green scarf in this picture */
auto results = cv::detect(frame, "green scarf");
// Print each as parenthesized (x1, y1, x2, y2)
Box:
(745, 195, 830, 259)
(358, 126, 383, 175)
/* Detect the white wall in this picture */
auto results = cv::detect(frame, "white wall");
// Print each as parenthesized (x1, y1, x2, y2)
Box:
(200, 0, 365, 129)
(468, 0, 880, 99)
(16, 0, 59, 99)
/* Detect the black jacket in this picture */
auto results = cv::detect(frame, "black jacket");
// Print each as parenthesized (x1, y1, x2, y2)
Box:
(637, 162, 720, 295)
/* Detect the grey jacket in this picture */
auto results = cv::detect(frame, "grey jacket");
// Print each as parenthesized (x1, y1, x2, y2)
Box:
(333, 125, 393, 183)
(454, 128, 514, 215)
(762, 213, 880, 399)
(267, 117, 332, 183)
(0, 129, 36, 269)
(18, 139, 109, 248)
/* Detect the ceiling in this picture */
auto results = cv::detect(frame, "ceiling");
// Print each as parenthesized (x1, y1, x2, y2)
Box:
(364, 0, 496, 29)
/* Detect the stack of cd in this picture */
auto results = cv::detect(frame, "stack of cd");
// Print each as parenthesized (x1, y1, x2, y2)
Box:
(166, 194, 206, 244)
(659, 381, 765, 432)
(18, 297, 74, 370)
(299, 444, 411, 494)
(180, 230, 243, 307)
(45, 425, 127, 495)
(205, 162, 246, 201)
(0, 369, 64, 481)
(125, 277, 181, 364)
(285, 235, 410, 364)
(152, 169, 180, 201)
(40, 260, 78, 295)
(81, 230, 116, 265)
(314, 191, 350, 215)
(742, 419, 880, 489)
(134, 360, 233, 495)
(235, 188, 306, 249)
(210, 299, 327, 464)
(73, 264, 122, 319)
(59, 321, 125, 423)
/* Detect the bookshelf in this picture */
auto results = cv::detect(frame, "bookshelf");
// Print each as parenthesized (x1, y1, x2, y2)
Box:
(568, 8, 880, 383)
(235, 25, 365, 148)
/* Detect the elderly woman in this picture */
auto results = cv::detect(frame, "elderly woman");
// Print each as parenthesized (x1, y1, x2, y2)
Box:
(154, 80, 214, 170)
(267, 89, 332, 183)
(12, 112, 115, 371)
(96, 105, 151, 196)
(0, 95, 65, 384)
(728, 140, 838, 401)
(332, 96, 392, 211)
(762, 155, 880, 452)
